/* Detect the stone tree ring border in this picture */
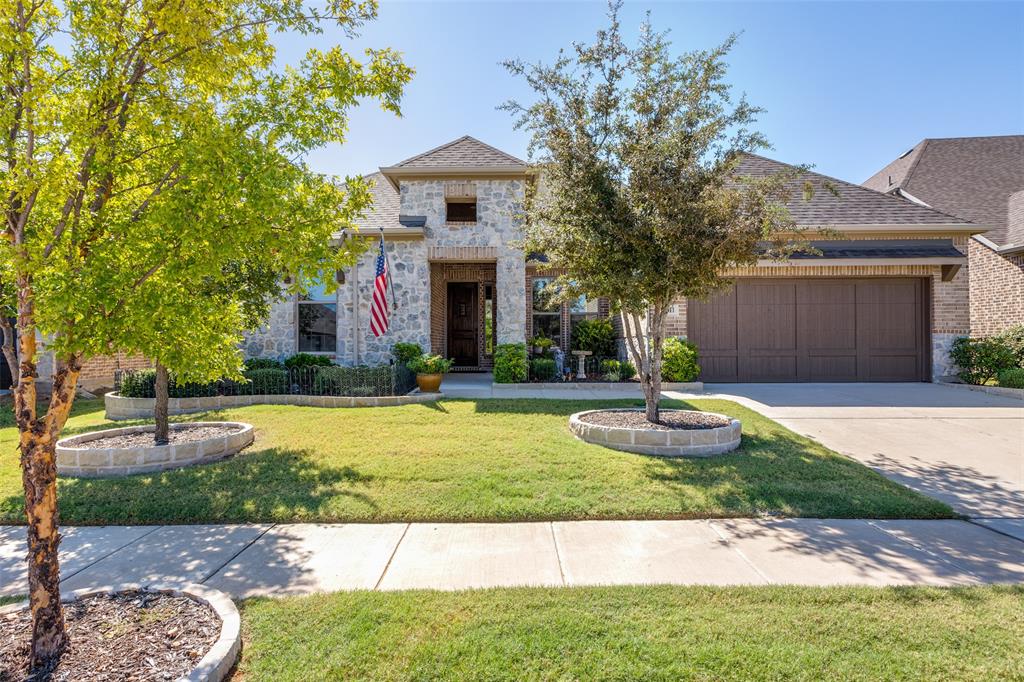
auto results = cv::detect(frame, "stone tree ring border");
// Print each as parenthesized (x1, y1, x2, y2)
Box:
(569, 408, 742, 457)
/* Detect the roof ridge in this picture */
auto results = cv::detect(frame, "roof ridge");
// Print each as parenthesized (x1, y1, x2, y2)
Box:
(392, 135, 473, 168)
(461, 135, 527, 165)
(738, 151, 972, 224)
(900, 138, 929, 191)
(919, 133, 1024, 142)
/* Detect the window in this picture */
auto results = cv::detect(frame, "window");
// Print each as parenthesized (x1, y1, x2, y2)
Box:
(297, 276, 336, 353)
(532, 277, 561, 345)
(484, 285, 496, 356)
(446, 201, 477, 223)
(569, 293, 601, 353)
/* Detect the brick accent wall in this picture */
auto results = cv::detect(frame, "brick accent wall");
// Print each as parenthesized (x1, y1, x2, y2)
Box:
(969, 238, 1024, 336)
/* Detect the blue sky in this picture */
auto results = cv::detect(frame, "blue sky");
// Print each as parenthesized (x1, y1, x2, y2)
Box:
(283, 1, 1024, 184)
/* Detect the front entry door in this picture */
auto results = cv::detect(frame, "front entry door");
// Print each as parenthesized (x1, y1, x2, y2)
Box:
(447, 283, 478, 367)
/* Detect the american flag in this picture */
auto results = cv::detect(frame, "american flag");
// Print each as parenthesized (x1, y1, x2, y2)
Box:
(369, 234, 391, 337)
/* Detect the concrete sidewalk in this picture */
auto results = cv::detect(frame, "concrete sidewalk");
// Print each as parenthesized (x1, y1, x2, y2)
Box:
(3, 519, 1022, 599)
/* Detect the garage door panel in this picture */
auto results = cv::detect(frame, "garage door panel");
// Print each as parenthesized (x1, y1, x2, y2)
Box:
(688, 278, 927, 383)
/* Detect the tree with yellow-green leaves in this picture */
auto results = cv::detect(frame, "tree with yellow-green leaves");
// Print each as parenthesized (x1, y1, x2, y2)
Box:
(1, 0, 411, 672)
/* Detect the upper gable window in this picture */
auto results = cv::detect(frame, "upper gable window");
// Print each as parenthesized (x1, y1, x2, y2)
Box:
(446, 200, 477, 223)
(445, 182, 477, 224)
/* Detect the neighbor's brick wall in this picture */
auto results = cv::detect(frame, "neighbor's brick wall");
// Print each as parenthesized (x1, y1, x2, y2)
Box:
(79, 353, 152, 390)
(968, 238, 1024, 336)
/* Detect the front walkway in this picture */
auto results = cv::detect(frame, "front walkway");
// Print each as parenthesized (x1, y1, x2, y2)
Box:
(2, 519, 1022, 598)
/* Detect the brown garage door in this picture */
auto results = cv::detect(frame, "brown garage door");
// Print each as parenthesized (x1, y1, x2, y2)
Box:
(688, 278, 929, 382)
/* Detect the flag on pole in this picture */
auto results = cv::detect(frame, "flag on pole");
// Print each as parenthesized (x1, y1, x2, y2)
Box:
(369, 232, 391, 337)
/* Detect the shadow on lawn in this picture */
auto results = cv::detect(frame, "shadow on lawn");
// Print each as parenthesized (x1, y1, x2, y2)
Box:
(2, 447, 378, 525)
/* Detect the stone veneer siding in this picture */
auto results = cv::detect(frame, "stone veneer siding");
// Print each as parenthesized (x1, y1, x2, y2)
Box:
(243, 178, 527, 366)
(663, 244, 971, 381)
(968, 238, 1024, 336)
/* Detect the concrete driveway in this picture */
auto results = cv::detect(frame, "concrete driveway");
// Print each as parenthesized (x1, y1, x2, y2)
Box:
(705, 383, 1023, 520)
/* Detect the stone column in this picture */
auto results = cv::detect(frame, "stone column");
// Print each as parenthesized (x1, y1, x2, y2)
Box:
(497, 248, 526, 344)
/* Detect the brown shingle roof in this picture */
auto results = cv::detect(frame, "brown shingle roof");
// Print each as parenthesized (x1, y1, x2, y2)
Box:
(736, 153, 969, 227)
(863, 135, 1024, 245)
(392, 135, 526, 169)
(351, 172, 401, 230)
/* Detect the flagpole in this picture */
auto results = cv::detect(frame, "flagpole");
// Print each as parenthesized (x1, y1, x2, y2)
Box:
(379, 227, 398, 311)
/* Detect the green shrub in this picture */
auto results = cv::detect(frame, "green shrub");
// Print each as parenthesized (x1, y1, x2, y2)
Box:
(244, 357, 286, 371)
(997, 368, 1024, 389)
(118, 368, 157, 398)
(530, 357, 557, 381)
(391, 342, 424, 366)
(494, 343, 528, 384)
(242, 368, 289, 394)
(528, 336, 555, 357)
(312, 365, 388, 396)
(408, 354, 453, 374)
(571, 318, 616, 357)
(994, 325, 1024, 367)
(284, 353, 334, 369)
(662, 337, 700, 382)
(600, 359, 636, 381)
(950, 336, 1015, 385)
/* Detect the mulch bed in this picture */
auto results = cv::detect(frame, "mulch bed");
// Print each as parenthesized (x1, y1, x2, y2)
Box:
(78, 424, 242, 450)
(579, 409, 730, 431)
(0, 591, 220, 681)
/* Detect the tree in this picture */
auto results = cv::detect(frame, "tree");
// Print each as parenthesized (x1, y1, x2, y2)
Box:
(503, 2, 820, 422)
(1, 0, 410, 671)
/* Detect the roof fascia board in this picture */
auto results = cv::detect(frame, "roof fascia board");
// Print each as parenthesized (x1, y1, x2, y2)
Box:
(755, 256, 966, 267)
(973, 233, 1024, 255)
(801, 223, 986, 235)
(330, 226, 425, 244)
(379, 165, 531, 189)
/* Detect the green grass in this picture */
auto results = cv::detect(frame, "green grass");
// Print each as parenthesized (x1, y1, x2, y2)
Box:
(0, 397, 953, 524)
(238, 585, 1024, 681)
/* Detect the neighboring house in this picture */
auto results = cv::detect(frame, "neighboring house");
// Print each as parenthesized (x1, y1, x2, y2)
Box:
(245, 136, 981, 383)
(863, 135, 1024, 336)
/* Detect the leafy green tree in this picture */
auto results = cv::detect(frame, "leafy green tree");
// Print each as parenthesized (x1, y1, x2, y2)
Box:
(503, 2, 819, 422)
(1, 0, 410, 670)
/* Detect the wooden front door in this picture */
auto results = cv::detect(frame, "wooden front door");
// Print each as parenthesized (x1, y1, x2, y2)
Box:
(447, 283, 478, 367)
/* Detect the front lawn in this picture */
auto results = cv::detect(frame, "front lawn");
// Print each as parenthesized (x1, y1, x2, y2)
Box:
(0, 398, 953, 524)
(238, 585, 1024, 681)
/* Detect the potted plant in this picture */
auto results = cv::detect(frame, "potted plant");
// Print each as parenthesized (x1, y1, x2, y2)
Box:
(407, 354, 454, 393)
(529, 335, 555, 357)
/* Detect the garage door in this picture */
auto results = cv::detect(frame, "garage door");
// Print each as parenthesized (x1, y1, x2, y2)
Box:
(687, 278, 929, 382)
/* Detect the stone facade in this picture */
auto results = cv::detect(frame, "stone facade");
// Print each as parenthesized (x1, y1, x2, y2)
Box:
(968, 238, 1024, 336)
(244, 178, 527, 367)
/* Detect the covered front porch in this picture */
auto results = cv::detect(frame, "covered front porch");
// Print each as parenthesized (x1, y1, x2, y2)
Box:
(429, 261, 498, 371)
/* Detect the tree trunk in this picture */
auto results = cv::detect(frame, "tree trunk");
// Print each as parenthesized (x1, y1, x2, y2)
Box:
(154, 362, 169, 445)
(645, 303, 667, 424)
(621, 308, 660, 424)
(14, 283, 82, 673)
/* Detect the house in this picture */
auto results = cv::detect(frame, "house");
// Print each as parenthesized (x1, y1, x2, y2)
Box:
(863, 135, 1024, 336)
(242, 135, 981, 382)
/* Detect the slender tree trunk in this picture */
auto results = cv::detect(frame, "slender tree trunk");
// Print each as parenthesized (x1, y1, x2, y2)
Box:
(154, 361, 169, 445)
(621, 307, 661, 423)
(645, 303, 667, 424)
(14, 280, 81, 673)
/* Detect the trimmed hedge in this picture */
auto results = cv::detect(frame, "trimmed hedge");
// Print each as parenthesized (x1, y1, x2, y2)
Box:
(284, 353, 334, 369)
(392, 342, 424, 366)
(494, 343, 528, 384)
(530, 357, 557, 381)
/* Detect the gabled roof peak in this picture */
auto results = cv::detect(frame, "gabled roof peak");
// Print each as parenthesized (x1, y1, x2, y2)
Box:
(388, 135, 527, 170)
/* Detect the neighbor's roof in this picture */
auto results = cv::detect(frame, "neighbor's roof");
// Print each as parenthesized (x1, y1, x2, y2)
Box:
(389, 135, 527, 170)
(735, 153, 976, 229)
(862, 135, 1024, 245)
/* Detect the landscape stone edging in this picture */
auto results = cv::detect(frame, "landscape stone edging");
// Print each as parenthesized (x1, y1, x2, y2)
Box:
(0, 583, 240, 682)
(493, 381, 704, 392)
(104, 391, 443, 421)
(56, 422, 254, 477)
(937, 380, 1024, 401)
(569, 408, 741, 458)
